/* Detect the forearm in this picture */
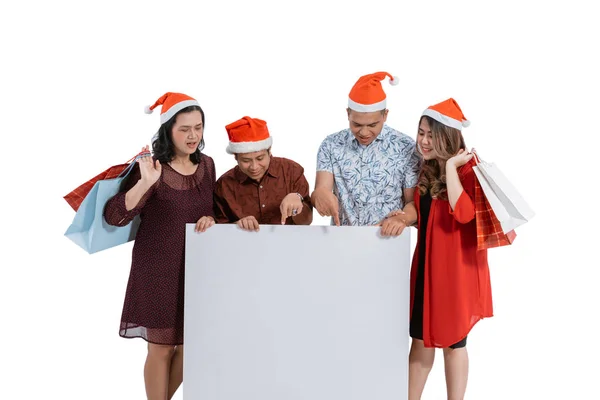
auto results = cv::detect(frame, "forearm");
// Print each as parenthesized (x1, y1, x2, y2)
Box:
(125, 180, 154, 211)
(312, 171, 335, 197)
(401, 201, 418, 226)
(446, 163, 464, 210)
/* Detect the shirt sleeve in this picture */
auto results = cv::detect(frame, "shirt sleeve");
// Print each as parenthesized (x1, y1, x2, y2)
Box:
(103, 162, 157, 227)
(316, 138, 333, 173)
(404, 145, 421, 189)
(448, 163, 476, 224)
(290, 162, 313, 209)
(213, 178, 234, 224)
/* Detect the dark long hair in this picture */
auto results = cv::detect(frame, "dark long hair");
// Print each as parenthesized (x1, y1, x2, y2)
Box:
(152, 105, 206, 164)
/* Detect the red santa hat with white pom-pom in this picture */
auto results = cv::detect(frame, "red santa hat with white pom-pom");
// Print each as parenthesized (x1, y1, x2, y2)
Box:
(144, 92, 200, 124)
(422, 98, 470, 130)
(348, 71, 399, 112)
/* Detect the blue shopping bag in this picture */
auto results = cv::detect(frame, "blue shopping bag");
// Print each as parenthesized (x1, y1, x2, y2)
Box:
(64, 156, 144, 254)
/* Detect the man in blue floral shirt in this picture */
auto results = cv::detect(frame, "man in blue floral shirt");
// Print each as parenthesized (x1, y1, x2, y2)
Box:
(311, 71, 420, 236)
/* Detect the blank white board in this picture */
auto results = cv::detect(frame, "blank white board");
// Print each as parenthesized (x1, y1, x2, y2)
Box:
(184, 224, 411, 400)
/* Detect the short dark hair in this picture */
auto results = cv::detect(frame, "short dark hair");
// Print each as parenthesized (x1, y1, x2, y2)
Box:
(234, 147, 272, 160)
(346, 107, 388, 116)
(152, 105, 206, 164)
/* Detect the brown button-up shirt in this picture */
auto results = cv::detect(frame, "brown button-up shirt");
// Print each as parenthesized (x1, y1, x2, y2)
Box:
(214, 156, 312, 225)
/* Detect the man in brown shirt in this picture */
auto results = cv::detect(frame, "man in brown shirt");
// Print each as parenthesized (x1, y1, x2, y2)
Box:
(214, 116, 313, 231)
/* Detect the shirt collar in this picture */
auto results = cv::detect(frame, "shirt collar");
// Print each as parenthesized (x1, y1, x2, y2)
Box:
(347, 124, 390, 147)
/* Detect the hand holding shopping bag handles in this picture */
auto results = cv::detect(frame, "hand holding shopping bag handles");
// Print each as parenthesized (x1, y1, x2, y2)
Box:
(137, 146, 162, 187)
(64, 149, 151, 254)
(63, 151, 148, 212)
(471, 149, 535, 250)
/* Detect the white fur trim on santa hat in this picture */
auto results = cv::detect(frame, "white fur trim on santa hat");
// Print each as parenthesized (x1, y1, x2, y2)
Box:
(389, 76, 399, 86)
(159, 99, 200, 124)
(144, 105, 153, 114)
(226, 136, 273, 155)
(422, 109, 466, 131)
(348, 98, 387, 112)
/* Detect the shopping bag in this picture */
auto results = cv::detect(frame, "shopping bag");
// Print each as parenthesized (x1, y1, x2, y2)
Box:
(474, 171, 517, 250)
(63, 153, 142, 212)
(472, 151, 535, 233)
(64, 154, 147, 254)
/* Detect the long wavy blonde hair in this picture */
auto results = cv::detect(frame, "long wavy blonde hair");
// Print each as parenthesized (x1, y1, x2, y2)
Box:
(417, 115, 466, 200)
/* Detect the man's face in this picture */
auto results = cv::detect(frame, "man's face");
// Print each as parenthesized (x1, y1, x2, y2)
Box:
(347, 109, 388, 146)
(235, 149, 271, 181)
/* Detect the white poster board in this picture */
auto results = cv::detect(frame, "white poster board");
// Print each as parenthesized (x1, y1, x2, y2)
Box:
(184, 224, 411, 400)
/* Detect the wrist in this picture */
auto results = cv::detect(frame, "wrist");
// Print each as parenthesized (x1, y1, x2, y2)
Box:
(394, 213, 416, 226)
(137, 179, 154, 191)
(388, 214, 405, 223)
(293, 192, 304, 202)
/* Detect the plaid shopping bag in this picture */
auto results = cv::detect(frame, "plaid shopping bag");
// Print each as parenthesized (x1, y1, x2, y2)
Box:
(474, 163, 517, 250)
(63, 152, 148, 211)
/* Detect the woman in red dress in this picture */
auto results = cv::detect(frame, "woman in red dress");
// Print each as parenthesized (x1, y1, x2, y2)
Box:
(104, 92, 216, 399)
(407, 98, 493, 400)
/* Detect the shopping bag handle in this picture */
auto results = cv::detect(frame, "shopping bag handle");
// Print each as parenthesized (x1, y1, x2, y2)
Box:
(123, 149, 152, 164)
(471, 148, 484, 164)
(118, 150, 152, 179)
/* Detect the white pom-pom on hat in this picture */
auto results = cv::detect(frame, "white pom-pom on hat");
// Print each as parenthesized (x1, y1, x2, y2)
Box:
(462, 120, 471, 128)
(144, 105, 153, 114)
(389, 76, 399, 86)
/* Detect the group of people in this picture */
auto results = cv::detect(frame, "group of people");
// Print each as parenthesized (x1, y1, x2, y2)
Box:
(102, 71, 494, 400)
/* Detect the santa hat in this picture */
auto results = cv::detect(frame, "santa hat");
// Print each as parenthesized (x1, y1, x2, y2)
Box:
(422, 98, 470, 130)
(225, 116, 273, 154)
(144, 92, 200, 124)
(348, 71, 399, 112)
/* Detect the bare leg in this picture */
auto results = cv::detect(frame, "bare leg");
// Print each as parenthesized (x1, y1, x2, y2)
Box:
(443, 347, 469, 400)
(144, 343, 176, 400)
(409, 338, 435, 400)
(167, 345, 184, 399)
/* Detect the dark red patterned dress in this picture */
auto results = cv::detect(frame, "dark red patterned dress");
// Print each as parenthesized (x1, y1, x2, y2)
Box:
(104, 155, 215, 345)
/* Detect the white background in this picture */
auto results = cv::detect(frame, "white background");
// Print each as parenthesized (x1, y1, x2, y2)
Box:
(1, 0, 598, 399)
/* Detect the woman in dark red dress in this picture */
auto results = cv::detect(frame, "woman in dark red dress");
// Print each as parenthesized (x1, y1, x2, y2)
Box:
(104, 92, 216, 399)
(407, 99, 493, 400)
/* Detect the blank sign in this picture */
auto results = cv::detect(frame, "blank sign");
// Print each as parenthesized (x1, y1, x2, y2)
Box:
(184, 224, 410, 400)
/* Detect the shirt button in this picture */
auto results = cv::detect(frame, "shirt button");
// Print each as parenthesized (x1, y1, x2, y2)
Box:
(262, 204, 265, 208)
(260, 185, 263, 189)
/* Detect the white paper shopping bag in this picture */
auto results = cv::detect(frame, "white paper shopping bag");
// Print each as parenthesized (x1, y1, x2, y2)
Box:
(472, 151, 535, 233)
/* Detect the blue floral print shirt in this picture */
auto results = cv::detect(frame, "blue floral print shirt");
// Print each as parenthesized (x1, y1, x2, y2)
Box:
(316, 124, 420, 226)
